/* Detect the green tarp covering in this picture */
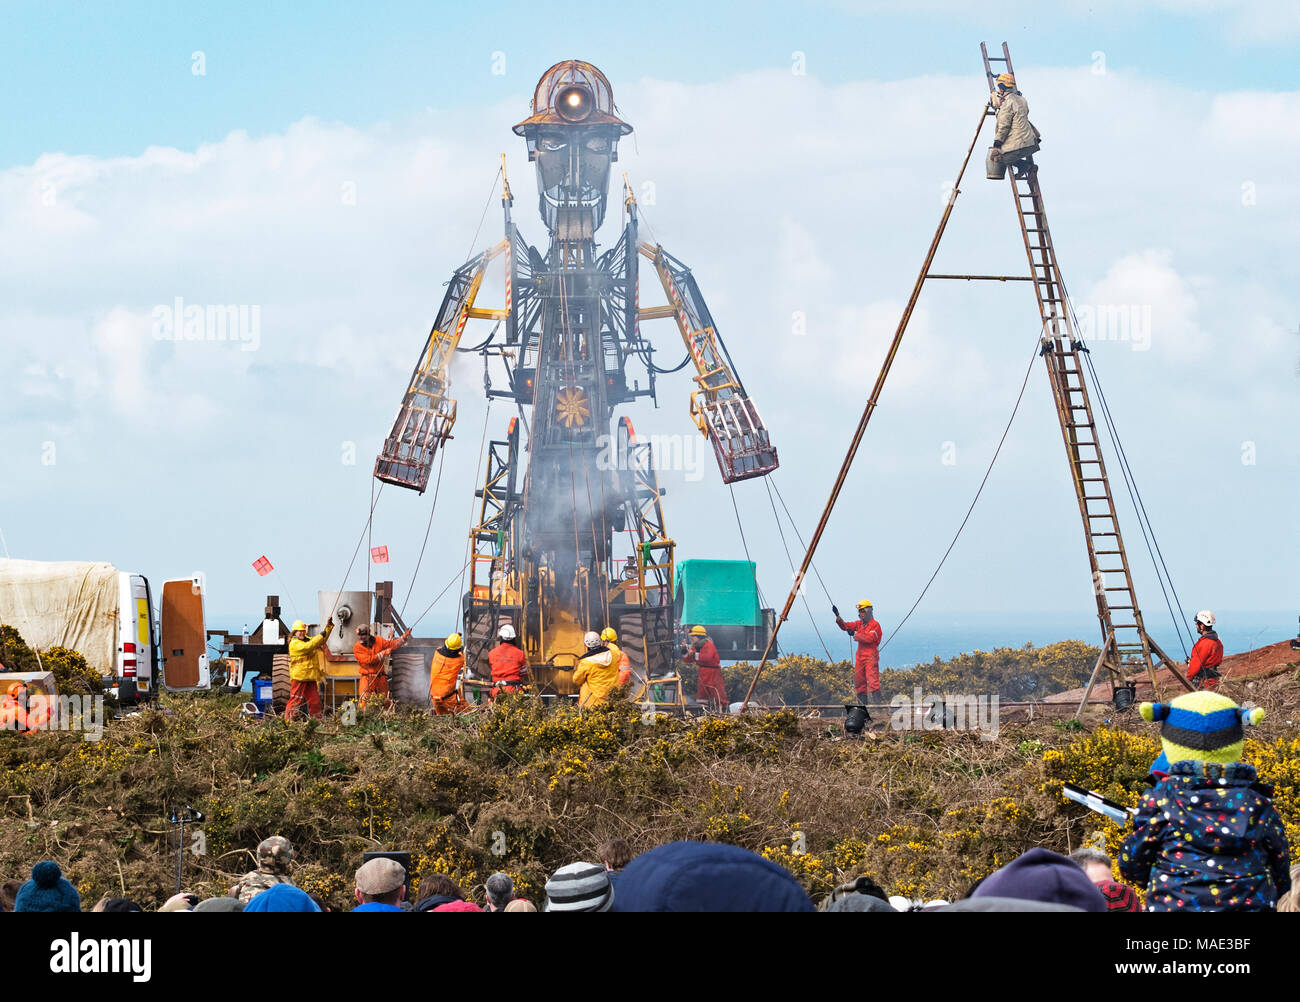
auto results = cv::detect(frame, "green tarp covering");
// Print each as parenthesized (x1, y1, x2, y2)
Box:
(675, 560, 762, 628)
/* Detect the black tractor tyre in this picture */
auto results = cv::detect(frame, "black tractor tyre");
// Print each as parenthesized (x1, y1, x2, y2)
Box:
(390, 650, 431, 708)
(271, 653, 291, 716)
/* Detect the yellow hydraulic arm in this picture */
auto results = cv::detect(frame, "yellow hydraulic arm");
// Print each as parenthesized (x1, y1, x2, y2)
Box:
(637, 241, 779, 483)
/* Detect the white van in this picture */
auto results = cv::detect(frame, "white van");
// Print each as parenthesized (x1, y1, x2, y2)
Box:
(117, 572, 157, 701)
(0, 559, 210, 704)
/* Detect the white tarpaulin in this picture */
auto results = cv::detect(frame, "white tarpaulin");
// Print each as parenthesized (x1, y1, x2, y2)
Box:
(0, 559, 120, 674)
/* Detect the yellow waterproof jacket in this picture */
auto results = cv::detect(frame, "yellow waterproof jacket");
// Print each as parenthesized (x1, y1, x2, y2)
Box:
(573, 647, 618, 708)
(289, 623, 333, 682)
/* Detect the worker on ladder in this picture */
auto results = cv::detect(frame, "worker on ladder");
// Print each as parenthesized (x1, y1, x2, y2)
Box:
(488, 624, 529, 701)
(286, 617, 333, 721)
(989, 73, 1041, 180)
(428, 632, 470, 714)
(1187, 610, 1225, 691)
(682, 625, 727, 711)
(353, 623, 411, 709)
(833, 601, 883, 711)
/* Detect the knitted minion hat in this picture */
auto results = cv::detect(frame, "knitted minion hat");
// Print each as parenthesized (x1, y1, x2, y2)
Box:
(1140, 691, 1264, 765)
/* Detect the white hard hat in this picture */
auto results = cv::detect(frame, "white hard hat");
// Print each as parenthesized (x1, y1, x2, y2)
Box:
(583, 631, 602, 649)
(498, 624, 517, 641)
(1195, 610, 1215, 627)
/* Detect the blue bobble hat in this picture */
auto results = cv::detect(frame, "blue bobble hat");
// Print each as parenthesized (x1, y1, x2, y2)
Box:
(14, 861, 82, 913)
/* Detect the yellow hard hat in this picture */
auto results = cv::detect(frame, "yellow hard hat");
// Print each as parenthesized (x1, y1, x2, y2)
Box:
(291, 620, 307, 633)
(690, 625, 707, 636)
(445, 632, 463, 651)
(856, 600, 872, 610)
(996, 73, 1016, 88)
(600, 627, 618, 643)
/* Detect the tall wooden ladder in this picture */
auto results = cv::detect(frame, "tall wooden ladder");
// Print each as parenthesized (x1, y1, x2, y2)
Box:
(980, 42, 1191, 708)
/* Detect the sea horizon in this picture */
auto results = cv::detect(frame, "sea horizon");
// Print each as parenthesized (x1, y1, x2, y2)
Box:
(206, 608, 1296, 672)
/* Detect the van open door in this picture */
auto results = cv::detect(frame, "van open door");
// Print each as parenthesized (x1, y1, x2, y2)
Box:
(160, 576, 211, 691)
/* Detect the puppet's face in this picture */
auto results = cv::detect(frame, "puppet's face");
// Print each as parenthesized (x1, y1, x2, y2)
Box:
(531, 122, 620, 233)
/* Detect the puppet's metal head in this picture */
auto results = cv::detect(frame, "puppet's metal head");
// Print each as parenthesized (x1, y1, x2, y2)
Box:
(514, 60, 632, 240)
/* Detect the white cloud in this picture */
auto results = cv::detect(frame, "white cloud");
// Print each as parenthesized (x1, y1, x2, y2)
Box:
(823, 0, 1300, 42)
(89, 307, 150, 411)
(1204, 90, 1300, 147)
(1080, 249, 1211, 359)
(1, 64, 1296, 619)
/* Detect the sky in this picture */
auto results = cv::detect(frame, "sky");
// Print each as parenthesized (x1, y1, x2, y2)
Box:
(2, 2, 1297, 656)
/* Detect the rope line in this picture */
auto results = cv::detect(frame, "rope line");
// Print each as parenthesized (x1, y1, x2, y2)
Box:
(455, 400, 494, 634)
(463, 167, 502, 264)
(366, 476, 374, 598)
(407, 556, 476, 632)
(399, 446, 447, 620)
(760, 480, 835, 661)
(272, 570, 302, 624)
(879, 333, 1039, 654)
(1026, 177, 1191, 660)
(727, 484, 762, 605)
(1071, 325, 1193, 658)
(324, 483, 386, 622)
(768, 477, 836, 605)
(1084, 347, 1190, 656)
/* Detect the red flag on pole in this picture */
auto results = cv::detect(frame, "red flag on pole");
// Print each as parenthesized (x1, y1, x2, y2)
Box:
(252, 556, 274, 577)
(370, 546, 389, 564)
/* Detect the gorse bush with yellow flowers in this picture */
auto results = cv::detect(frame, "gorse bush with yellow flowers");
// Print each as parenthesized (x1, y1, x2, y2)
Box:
(732, 641, 1103, 706)
(1, 649, 1296, 911)
(1245, 734, 1300, 855)
(1040, 726, 1161, 807)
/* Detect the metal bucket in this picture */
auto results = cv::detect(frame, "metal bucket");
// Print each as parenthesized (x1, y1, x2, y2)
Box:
(317, 590, 372, 656)
(986, 148, 1006, 179)
(844, 703, 870, 735)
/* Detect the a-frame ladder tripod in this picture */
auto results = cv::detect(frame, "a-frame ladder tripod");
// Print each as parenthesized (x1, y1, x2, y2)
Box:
(977, 42, 1191, 712)
(740, 43, 1194, 716)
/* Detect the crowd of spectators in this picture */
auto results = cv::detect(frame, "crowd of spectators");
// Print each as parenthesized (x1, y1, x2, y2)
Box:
(4, 837, 1297, 913)
(3, 691, 1293, 913)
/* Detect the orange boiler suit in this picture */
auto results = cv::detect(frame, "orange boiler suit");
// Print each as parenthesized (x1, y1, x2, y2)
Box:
(488, 642, 529, 700)
(683, 638, 727, 708)
(429, 645, 469, 714)
(353, 635, 400, 707)
(836, 615, 882, 697)
(1187, 629, 1225, 691)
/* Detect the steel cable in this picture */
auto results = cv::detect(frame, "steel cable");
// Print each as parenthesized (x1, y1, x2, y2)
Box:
(879, 334, 1040, 654)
